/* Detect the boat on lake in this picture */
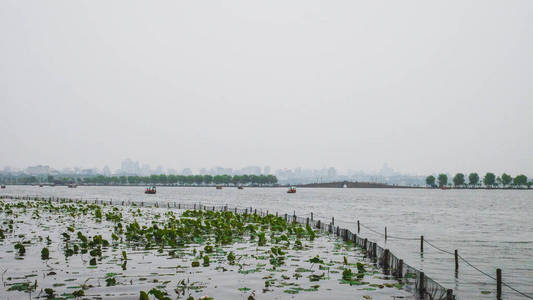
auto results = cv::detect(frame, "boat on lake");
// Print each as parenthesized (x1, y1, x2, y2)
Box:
(216, 185, 223, 190)
(238, 186, 244, 190)
(145, 186, 156, 194)
(287, 186, 296, 193)
(1, 185, 5, 189)
(68, 183, 77, 188)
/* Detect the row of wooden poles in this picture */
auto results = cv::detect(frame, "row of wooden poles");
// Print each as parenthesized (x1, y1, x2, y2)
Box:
(5, 195, 459, 300)
(358, 221, 505, 300)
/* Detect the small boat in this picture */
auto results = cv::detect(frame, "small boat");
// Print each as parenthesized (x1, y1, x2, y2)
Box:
(39, 184, 43, 187)
(287, 186, 296, 193)
(1, 185, 5, 189)
(237, 186, 244, 190)
(145, 186, 156, 194)
(216, 185, 223, 190)
(68, 183, 77, 188)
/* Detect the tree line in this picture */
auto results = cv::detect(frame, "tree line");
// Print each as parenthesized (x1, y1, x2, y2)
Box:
(85, 174, 278, 185)
(0, 174, 278, 186)
(425, 172, 531, 188)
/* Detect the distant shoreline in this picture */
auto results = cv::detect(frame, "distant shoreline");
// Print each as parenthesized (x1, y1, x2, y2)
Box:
(2, 182, 532, 190)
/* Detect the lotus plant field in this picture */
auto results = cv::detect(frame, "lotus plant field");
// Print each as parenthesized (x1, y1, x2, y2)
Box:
(0, 198, 413, 299)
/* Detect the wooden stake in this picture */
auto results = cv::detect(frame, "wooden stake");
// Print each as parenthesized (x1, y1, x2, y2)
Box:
(455, 249, 459, 271)
(497, 268, 502, 299)
(419, 272, 425, 297)
(446, 289, 453, 300)
(398, 259, 404, 278)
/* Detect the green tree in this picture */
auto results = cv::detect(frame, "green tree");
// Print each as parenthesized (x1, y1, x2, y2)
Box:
(501, 173, 512, 187)
(425, 175, 436, 187)
(468, 173, 480, 187)
(513, 174, 528, 187)
(266, 175, 278, 185)
(453, 173, 465, 187)
(221, 175, 231, 185)
(231, 175, 241, 186)
(167, 175, 177, 185)
(213, 175, 223, 184)
(119, 176, 128, 185)
(128, 176, 140, 185)
(483, 172, 496, 187)
(437, 174, 448, 188)
(194, 175, 204, 185)
(203, 175, 213, 185)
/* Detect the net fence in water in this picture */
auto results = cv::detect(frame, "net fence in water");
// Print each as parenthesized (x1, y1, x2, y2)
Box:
(0, 195, 454, 300)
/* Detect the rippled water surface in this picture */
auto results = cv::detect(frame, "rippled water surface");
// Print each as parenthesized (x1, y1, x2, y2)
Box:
(2, 185, 532, 299)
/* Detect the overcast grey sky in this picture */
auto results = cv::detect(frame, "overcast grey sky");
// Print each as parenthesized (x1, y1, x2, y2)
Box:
(1, 0, 532, 175)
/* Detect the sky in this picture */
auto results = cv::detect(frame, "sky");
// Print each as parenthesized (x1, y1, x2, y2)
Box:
(1, 0, 532, 175)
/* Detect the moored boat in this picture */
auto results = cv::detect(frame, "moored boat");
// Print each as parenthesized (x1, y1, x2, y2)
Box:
(145, 186, 156, 194)
(1, 185, 5, 189)
(68, 183, 77, 188)
(216, 185, 223, 190)
(287, 186, 296, 193)
(238, 186, 244, 190)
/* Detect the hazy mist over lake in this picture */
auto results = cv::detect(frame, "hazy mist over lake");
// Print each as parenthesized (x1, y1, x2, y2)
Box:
(1, 1, 532, 175)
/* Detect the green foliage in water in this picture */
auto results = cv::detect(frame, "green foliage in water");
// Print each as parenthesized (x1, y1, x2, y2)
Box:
(139, 291, 149, 300)
(14, 243, 25, 256)
(203, 255, 210, 267)
(257, 231, 266, 246)
(227, 251, 236, 265)
(41, 247, 50, 260)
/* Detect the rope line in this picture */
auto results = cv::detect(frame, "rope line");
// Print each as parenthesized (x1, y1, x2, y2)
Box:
(359, 220, 533, 299)
(359, 222, 419, 240)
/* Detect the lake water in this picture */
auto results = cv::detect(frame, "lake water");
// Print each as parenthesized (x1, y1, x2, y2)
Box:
(2, 185, 532, 299)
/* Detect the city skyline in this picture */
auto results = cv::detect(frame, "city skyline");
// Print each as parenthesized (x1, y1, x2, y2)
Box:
(2, 1, 533, 176)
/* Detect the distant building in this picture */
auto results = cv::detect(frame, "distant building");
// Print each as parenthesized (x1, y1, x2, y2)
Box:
(263, 166, 271, 175)
(239, 166, 261, 175)
(379, 163, 396, 177)
(26, 165, 52, 175)
(140, 164, 151, 176)
(327, 167, 337, 179)
(103, 166, 111, 176)
(120, 159, 140, 175)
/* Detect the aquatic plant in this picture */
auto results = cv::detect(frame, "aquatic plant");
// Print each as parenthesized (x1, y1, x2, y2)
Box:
(139, 291, 149, 300)
(227, 251, 236, 265)
(14, 243, 25, 256)
(44, 288, 55, 298)
(257, 231, 266, 246)
(41, 247, 50, 260)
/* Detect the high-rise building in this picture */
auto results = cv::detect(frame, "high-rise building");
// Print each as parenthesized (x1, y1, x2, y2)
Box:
(121, 159, 140, 174)
(263, 166, 271, 175)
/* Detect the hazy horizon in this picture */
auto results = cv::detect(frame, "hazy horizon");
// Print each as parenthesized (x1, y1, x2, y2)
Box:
(2, 1, 532, 175)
